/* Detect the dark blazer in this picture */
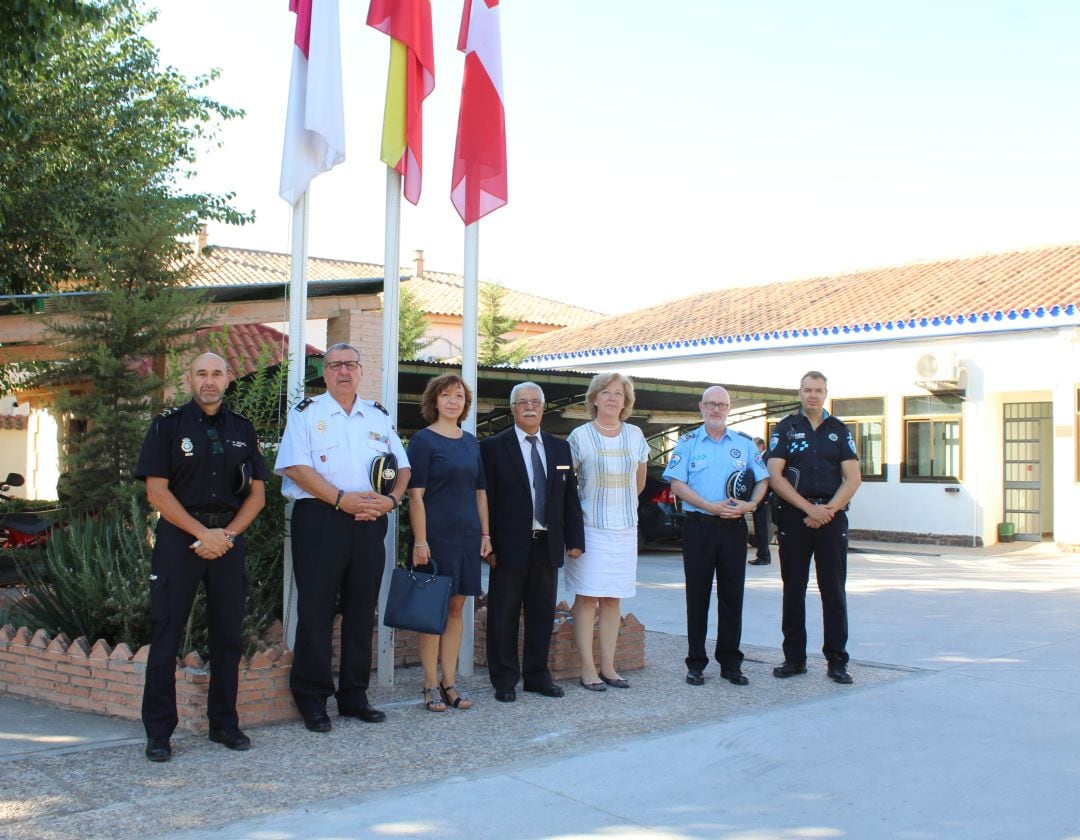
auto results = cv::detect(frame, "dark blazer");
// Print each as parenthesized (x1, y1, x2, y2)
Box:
(480, 427, 585, 569)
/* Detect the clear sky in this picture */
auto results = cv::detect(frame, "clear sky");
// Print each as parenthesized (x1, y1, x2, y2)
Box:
(147, 1, 1080, 315)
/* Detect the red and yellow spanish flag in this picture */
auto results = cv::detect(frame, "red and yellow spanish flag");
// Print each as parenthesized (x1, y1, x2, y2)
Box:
(367, 0, 435, 206)
(451, 0, 506, 224)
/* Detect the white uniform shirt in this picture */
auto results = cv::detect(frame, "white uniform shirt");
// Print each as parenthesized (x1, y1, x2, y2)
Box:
(275, 391, 410, 500)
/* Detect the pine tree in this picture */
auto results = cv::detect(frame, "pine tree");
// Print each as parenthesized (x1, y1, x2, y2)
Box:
(478, 283, 528, 366)
(398, 284, 435, 360)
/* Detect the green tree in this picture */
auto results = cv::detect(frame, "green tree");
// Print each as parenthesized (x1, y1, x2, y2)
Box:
(0, 0, 249, 295)
(478, 282, 528, 366)
(25, 228, 212, 512)
(398, 284, 435, 360)
(2, 0, 250, 510)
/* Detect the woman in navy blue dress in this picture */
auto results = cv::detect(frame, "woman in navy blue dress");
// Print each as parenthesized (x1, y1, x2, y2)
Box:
(407, 374, 491, 711)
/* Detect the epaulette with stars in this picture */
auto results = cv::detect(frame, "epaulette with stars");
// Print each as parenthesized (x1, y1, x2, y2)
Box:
(368, 400, 389, 416)
(157, 406, 182, 419)
(294, 398, 313, 412)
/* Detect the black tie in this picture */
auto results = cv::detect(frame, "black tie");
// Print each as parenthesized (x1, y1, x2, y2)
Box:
(526, 435, 547, 526)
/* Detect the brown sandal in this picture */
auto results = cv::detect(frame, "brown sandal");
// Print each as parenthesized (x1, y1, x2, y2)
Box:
(423, 686, 447, 712)
(439, 684, 472, 710)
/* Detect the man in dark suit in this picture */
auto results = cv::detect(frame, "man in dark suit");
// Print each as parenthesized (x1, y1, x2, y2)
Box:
(481, 382, 585, 703)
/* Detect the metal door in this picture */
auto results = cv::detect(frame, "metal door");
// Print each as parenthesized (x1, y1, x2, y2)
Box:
(1002, 402, 1053, 541)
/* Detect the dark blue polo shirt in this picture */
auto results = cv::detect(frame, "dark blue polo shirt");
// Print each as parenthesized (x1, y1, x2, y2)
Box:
(767, 409, 857, 499)
(135, 400, 270, 511)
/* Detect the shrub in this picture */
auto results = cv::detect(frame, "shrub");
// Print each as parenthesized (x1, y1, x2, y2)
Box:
(6, 492, 154, 646)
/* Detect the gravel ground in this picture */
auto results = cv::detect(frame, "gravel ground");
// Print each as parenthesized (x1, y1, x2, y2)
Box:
(0, 631, 919, 840)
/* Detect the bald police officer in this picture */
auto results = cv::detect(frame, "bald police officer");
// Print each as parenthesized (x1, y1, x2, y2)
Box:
(276, 343, 410, 733)
(663, 386, 768, 687)
(136, 352, 269, 762)
(767, 370, 861, 684)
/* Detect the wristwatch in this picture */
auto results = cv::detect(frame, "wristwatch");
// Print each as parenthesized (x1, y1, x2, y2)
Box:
(385, 493, 400, 510)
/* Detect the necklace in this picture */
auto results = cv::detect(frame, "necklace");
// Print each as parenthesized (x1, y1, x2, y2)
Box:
(594, 420, 620, 431)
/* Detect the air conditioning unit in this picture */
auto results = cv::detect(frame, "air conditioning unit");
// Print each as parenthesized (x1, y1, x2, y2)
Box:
(915, 351, 957, 381)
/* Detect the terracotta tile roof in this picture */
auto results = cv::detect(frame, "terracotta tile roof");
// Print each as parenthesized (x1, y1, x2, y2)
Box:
(0, 415, 27, 431)
(195, 324, 322, 378)
(525, 243, 1080, 361)
(185, 246, 602, 328)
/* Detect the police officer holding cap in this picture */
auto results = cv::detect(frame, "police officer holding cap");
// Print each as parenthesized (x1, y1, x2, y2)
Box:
(767, 370, 861, 684)
(663, 385, 768, 687)
(136, 352, 269, 762)
(276, 342, 410, 733)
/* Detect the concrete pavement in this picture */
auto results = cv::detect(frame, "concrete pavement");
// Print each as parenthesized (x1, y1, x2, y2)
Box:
(1, 540, 1077, 839)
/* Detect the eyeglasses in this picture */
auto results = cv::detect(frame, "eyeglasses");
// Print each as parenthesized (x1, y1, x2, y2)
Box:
(513, 399, 543, 408)
(327, 360, 360, 371)
(206, 427, 223, 455)
(702, 401, 730, 411)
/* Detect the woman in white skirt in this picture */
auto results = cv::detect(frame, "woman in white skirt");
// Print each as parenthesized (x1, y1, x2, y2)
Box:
(565, 372, 649, 691)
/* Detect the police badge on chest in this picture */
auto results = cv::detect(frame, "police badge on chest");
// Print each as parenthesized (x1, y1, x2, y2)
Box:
(181, 437, 194, 457)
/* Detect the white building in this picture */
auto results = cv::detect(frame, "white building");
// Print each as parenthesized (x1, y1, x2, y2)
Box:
(525, 244, 1080, 549)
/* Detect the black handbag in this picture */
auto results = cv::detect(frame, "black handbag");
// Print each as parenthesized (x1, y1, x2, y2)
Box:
(383, 559, 452, 635)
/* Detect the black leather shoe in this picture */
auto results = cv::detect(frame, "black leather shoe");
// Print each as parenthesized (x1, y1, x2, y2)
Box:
(145, 737, 171, 762)
(303, 711, 332, 733)
(720, 669, 749, 686)
(748, 557, 771, 565)
(494, 689, 517, 702)
(339, 704, 386, 723)
(827, 664, 854, 684)
(773, 660, 808, 678)
(524, 683, 565, 697)
(685, 668, 705, 686)
(209, 727, 251, 751)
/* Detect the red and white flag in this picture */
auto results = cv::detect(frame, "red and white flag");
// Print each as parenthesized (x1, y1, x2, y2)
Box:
(279, 0, 345, 205)
(451, 0, 507, 224)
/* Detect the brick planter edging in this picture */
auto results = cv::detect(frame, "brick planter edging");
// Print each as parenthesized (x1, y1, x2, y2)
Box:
(0, 602, 645, 733)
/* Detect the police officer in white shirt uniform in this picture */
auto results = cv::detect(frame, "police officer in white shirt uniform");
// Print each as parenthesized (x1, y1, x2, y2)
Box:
(275, 343, 410, 733)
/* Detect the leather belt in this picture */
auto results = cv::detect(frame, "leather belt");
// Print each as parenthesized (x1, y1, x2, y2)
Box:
(531, 529, 548, 540)
(686, 512, 741, 525)
(189, 510, 233, 528)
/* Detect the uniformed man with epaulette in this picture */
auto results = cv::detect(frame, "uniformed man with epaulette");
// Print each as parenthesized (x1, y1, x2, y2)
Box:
(275, 342, 410, 733)
(767, 370, 861, 685)
(663, 385, 768, 687)
(136, 352, 270, 763)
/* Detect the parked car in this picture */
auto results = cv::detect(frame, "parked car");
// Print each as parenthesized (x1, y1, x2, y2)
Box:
(636, 467, 772, 550)
(637, 467, 684, 548)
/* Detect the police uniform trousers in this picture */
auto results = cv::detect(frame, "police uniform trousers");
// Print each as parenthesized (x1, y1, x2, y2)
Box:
(289, 499, 387, 716)
(142, 519, 245, 739)
(486, 532, 558, 691)
(776, 506, 849, 666)
(682, 513, 747, 672)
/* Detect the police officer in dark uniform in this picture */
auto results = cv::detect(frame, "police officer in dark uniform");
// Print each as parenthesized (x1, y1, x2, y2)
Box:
(663, 386, 768, 687)
(275, 343, 410, 733)
(767, 370, 861, 684)
(136, 352, 269, 762)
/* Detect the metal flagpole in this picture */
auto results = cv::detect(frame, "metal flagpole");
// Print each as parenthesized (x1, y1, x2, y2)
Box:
(283, 191, 310, 650)
(459, 221, 480, 676)
(376, 168, 403, 686)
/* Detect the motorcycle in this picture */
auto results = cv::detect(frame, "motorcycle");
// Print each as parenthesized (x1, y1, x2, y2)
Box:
(0, 473, 57, 586)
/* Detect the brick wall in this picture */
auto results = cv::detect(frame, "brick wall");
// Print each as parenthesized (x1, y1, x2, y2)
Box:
(0, 606, 645, 733)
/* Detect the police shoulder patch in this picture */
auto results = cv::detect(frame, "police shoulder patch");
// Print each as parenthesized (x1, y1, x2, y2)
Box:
(294, 398, 313, 412)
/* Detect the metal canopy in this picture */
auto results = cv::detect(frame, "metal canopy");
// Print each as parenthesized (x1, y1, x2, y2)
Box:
(299, 358, 798, 439)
